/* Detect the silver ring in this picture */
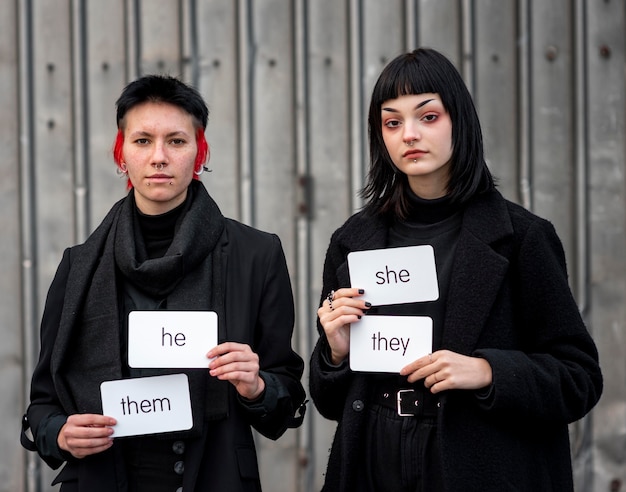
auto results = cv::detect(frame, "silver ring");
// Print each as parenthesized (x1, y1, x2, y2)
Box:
(327, 290, 335, 311)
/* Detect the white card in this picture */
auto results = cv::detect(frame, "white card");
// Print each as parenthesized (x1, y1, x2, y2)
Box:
(347, 245, 439, 306)
(128, 311, 218, 368)
(100, 374, 193, 437)
(349, 315, 433, 373)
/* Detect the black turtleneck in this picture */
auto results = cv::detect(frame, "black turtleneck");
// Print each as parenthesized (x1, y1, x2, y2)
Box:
(135, 197, 188, 259)
(371, 190, 462, 351)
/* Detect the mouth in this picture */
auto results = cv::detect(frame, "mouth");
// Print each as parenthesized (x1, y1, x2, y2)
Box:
(147, 173, 172, 180)
(403, 150, 427, 159)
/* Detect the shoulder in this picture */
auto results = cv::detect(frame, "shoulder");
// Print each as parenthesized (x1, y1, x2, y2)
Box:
(328, 209, 386, 249)
(223, 219, 280, 247)
(222, 219, 285, 263)
(500, 196, 561, 244)
(468, 189, 558, 242)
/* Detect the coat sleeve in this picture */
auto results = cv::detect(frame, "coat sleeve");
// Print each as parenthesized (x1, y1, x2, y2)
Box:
(237, 234, 306, 439)
(474, 218, 603, 423)
(308, 232, 356, 422)
(23, 249, 73, 469)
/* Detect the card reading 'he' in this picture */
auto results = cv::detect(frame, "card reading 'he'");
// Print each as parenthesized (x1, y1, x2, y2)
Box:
(128, 311, 218, 368)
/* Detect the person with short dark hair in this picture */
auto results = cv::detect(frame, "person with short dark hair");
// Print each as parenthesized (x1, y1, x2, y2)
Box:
(310, 48, 602, 491)
(21, 74, 306, 492)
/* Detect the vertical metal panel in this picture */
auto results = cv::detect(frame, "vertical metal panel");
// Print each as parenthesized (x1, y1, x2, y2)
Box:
(1, 0, 25, 490)
(32, 0, 76, 287)
(417, 0, 462, 64)
(196, 0, 241, 219)
(530, 0, 576, 263)
(85, 0, 128, 226)
(31, 1, 76, 489)
(306, 2, 352, 488)
(16, 1, 40, 490)
(585, 1, 626, 491)
(137, 0, 183, 76)
(249, 2, 299, 491)
(473, 0, 519, 201)
(293, 1, 311, 489)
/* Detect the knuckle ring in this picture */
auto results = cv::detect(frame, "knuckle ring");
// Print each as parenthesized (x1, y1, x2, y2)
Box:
(327, 290, 335, 311)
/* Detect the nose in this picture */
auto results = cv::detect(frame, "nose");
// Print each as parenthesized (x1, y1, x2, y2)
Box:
(150, 141, 168, 168)
(403, 122, 420, 143)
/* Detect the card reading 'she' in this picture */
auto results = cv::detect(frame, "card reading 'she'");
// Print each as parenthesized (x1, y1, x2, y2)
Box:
(347, 245, 439, 306)
(100, 373, 193, 437)
(128, 311, 217, 368)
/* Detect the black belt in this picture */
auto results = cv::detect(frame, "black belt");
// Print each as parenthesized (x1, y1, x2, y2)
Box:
(371, 388, 439, 417)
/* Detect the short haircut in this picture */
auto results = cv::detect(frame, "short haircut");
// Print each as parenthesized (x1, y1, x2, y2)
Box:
(115, 74, 209, 130)
(361, 48, 494, 218)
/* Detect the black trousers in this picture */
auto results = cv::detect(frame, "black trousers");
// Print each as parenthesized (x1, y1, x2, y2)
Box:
(356, 404, 444, 492)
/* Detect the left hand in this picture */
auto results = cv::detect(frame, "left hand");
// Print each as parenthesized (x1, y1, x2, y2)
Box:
(208, 342, 265, 400)
(400, 349, 493, 394)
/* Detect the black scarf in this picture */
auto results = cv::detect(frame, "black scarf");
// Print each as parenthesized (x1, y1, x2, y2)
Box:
(51, 180, 229, 434)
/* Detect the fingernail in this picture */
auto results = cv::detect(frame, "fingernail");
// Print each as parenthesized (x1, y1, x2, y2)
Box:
(358, 289, 365, 294)
(365, 302, 371, 308)
(357, 315, 362, 319)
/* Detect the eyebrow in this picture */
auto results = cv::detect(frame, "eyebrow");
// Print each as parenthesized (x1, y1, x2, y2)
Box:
(129, 130, 190, 138)
(416, 98, 435, 109)
(381, 98, 436, 113)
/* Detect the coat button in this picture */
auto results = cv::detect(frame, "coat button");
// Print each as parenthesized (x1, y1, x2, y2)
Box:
(174, 461, 184, 475)
(172, 440, 185, 455)
(352, 399, 364, 412)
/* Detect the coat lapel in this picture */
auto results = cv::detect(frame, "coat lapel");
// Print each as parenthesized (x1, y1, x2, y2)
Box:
(442, 191, 513, 353)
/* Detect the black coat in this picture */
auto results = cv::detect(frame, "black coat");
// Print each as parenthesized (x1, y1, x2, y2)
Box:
(25, 211, 305, 492)
(310, 189, 602, 491)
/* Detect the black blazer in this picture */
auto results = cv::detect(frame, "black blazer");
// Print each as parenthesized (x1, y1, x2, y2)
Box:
(310, 189, 602, 491)
(26, 218, 305, 492)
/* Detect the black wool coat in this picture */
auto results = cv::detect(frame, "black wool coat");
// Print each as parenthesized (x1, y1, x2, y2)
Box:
(309, 189, 603, 492)
(24, 204, 305, 492)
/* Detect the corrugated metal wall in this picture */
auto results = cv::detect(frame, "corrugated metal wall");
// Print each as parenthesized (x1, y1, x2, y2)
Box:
(1, 1, 624, 491)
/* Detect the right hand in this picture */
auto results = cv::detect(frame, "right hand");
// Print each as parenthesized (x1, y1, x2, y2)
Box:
(317, 288, 371, 364)
(58, 414, 116, 459)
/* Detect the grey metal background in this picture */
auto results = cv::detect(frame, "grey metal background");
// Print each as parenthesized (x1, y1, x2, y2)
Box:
(1, 1, 624, 491)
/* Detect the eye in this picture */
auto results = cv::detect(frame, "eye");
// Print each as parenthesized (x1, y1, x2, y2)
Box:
(383, 119, 401, 129)
(422, 114, 438, 122)
(134, 138, 150, 145)
(170, 138, 186, 145)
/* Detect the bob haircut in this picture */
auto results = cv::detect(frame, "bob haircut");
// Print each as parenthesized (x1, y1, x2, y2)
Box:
(361, 48, 494, 218)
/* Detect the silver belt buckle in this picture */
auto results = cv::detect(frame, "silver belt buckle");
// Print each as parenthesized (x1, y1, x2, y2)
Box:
(396, 389, 415, 417)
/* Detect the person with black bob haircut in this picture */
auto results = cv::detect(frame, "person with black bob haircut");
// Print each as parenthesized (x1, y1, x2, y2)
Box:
(310, 48, 602, 491)
(21, 74, 306, 492)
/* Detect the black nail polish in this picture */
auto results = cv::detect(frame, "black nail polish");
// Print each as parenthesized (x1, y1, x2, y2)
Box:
(357, 315, 362, 319)
(365, 302, 371, 308)
(358, 289, 364, 294)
